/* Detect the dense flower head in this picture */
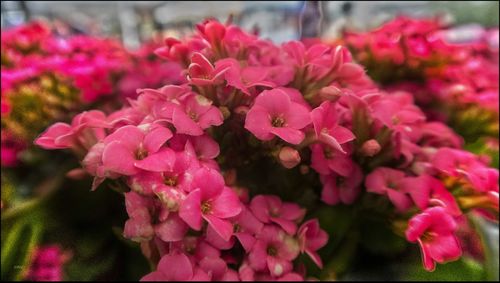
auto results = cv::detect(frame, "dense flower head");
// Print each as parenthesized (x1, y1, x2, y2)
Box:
(34, 17, 499, 279)
(25, 245, 66, 281)
(343, 16, 499, 161)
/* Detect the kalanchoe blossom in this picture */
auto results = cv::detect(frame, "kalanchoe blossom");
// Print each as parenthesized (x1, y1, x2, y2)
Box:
(310, 143, 354, 177)
(179, 167, 242, 241)
(35, 110, 109, 151)
(311, 101, 355, 153)
(172, 94, 224, 136)
(206, 206, 264, 252)
(250, 195, 305, 235)
(248, 225, 301, 277)
(25, 245, 65, 282)
(298, 219, 328, 268)
(102, 124, 174, 176)
(187, 52, 231, 86)
(320, 164, 363, 205)
(405, 207, 462, 271)
(216, 58, 276, 95)
(141, 252, 210, 281)
(245, 89, 311, 145)
(365, 167, 413, 212)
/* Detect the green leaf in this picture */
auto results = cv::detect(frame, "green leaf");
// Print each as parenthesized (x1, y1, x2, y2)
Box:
(1, 219, 43, 281)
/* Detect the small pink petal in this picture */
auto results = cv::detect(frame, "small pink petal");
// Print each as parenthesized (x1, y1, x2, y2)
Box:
(172, 108, 203, 136)
(204, 214, 234, 242)
(134, 148, 175, 172)
(179, 189, 203, 230)
(269, 127, 305, 145)
(210, 187, 243, 218)
(155, 213, 189, 242)
(143, 126, 173, 153)
(102, 141, 138, 175)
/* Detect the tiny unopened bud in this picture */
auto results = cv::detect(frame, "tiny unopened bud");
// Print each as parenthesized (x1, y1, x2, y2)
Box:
(232, 186, 250, 203)
(66, 168, 88, 180)
(319, 86, 343, 102)
(234, 106, 249, 115)
(279, 146, 301, 169)
(361, 139, 381, 157)
(300, 165, 310, 175)
(223, 169, 237, 186)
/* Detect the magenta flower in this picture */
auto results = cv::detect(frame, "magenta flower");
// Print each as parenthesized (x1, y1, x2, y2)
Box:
(248, 225, 300, 277)
(216, 58, 276, 95)
(297, 219, 328, 268)
(26, 245, 64, 282)
(206, 206, 264, 252)
(405, 207, 462, 271)
(141, 252, 210, 281)
(102, 124, 174, 176)
(311, 101, 355, 153)
(179, 168, 242, 241)
(365, 167, 413, 212)
(431, 148, 484, 178)
(310, 143, 354, 177)
(245, 89, 311, 145)
(172, 94, 223, 136)
(187, 52, 231, 86)
(320, 163, 363, 205)
(249, 195, 305, 235)
(35, 110, 109, 150)
(128, 148, 198, 198)
(123, 192, 155, 242)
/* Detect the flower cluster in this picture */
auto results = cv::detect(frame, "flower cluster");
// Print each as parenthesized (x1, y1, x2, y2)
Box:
(342, 16, 499, 161)
(36, 18, 498, 279)
(24, 245, 65, 281)
(0, 21, 133, 167)
(118, 39, 186, 100)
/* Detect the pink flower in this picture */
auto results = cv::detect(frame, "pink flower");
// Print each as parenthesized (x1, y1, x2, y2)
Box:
(298, 219, 328, 268)
(35, 110, 109, 151)
(310, 143, 354, 177)
(249, 195, 305, 235)
(431, 148, 484, 178)
(365, 167, 412, 212)
(26, 245, 64, 282)
(248, 225, 300, 277)
(405, 207, 462, 271)
(172, 94, 223, 136)
(206, 206, 264, 252)
(141, 252, 210, 281)
(187, 52, 230, 86)
(216, 58, 276, 95)
(320, 163, 363, 205)
(245, 89, 311, 144)
(123, 192, 155, 241)
(179, 168, 242, 241)
(311, 101, 355, 153)
(102, 124, 174, 176)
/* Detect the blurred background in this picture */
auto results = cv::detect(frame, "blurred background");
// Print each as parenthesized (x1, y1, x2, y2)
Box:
(2, 1, 499, 49)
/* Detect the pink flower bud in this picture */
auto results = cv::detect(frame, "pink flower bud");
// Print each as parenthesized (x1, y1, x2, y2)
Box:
(279, 146, 301, 169)
(361, 139, 381, 157)
(319, 85, 342, 102)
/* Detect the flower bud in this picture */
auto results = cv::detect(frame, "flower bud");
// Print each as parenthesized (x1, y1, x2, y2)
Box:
(319, 85, 343, 102)
(279, 146, 301, 169)
(234, 106, 249, 115)
(360, 139, 381, 157)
